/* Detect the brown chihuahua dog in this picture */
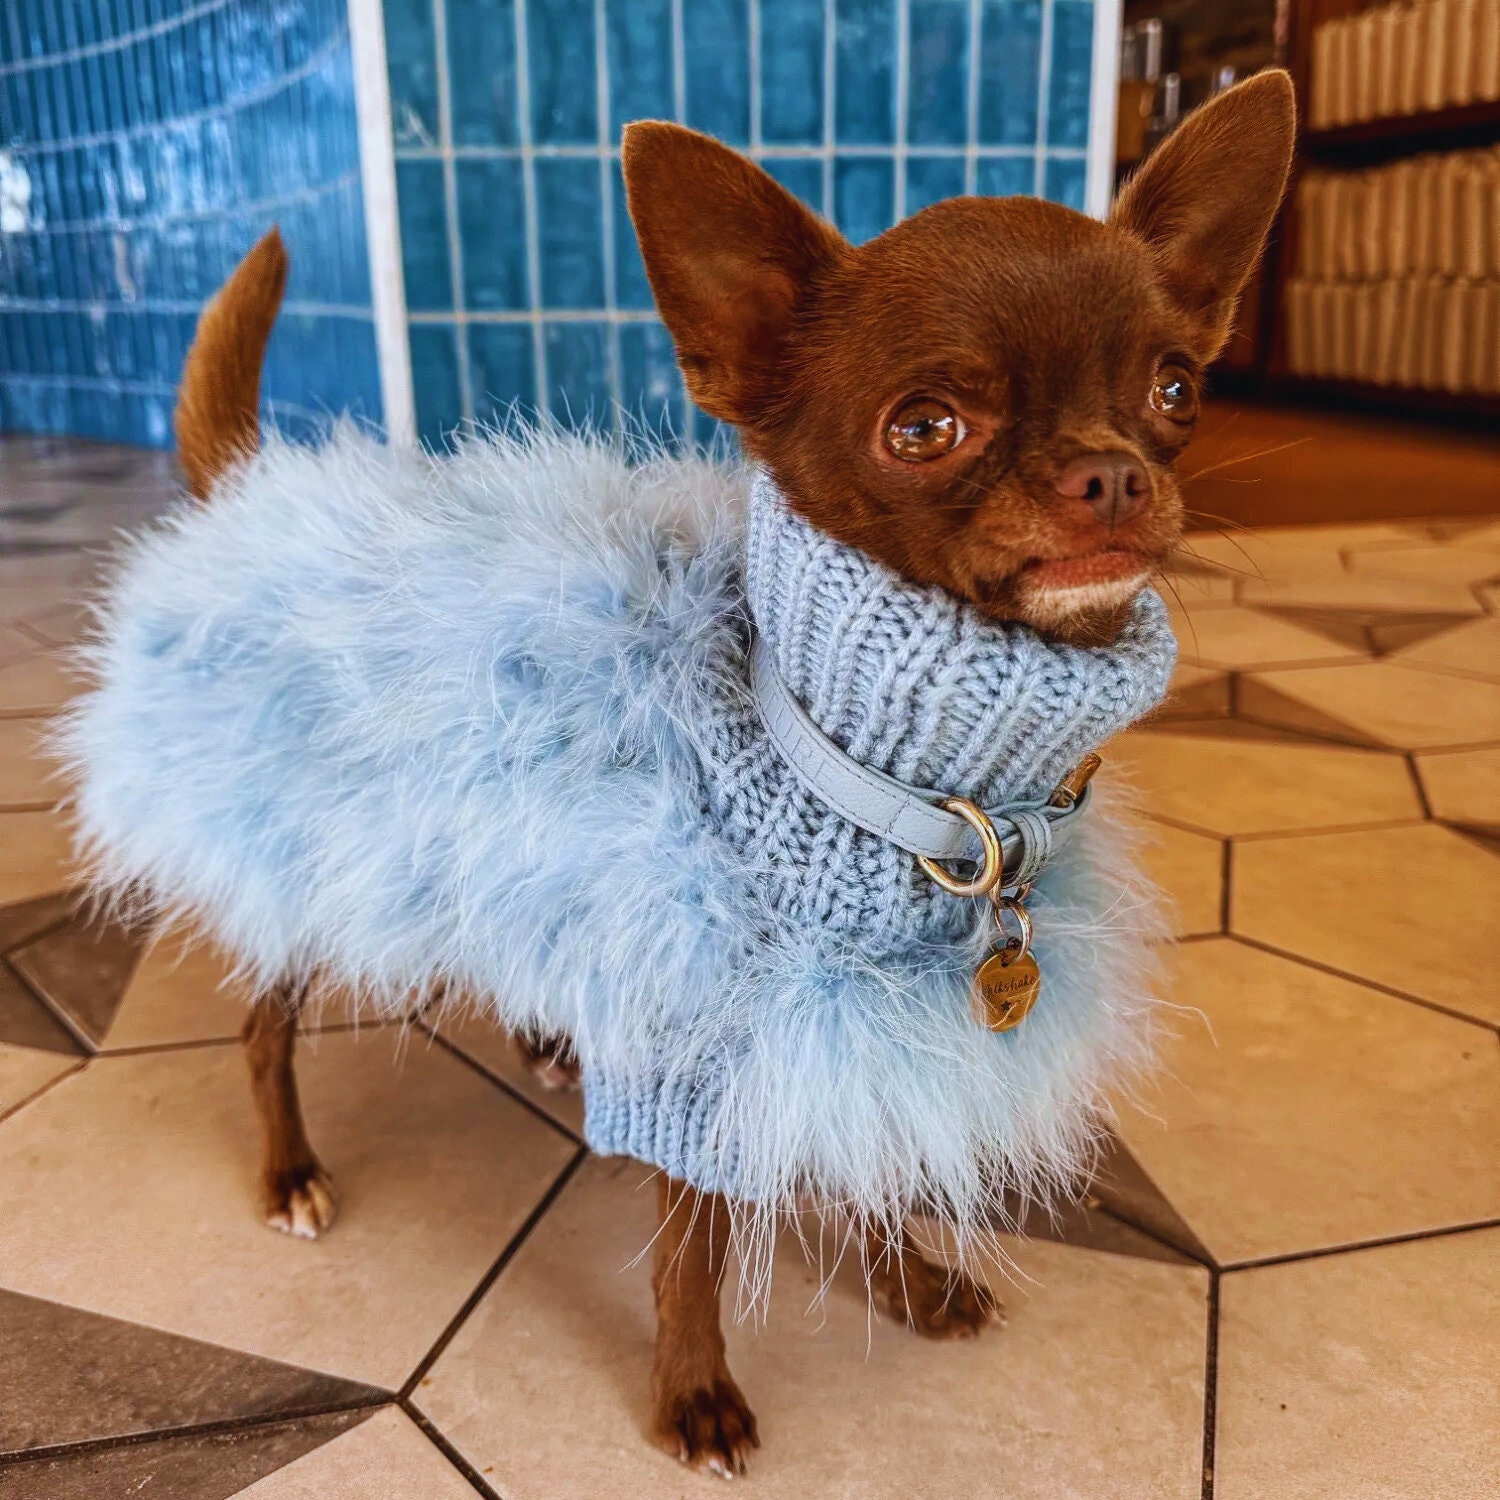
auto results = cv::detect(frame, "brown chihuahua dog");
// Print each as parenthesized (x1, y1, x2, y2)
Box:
(179, 70, 1293, 1477)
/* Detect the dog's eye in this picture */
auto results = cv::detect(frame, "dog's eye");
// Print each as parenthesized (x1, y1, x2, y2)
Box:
(1149, 365, 1198, 423)
(884, 399, 965, 461)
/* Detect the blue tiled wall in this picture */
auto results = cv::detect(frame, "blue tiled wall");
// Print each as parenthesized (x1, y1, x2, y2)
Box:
(386, 0, 1101, 447)
(0, 0, 380, 447)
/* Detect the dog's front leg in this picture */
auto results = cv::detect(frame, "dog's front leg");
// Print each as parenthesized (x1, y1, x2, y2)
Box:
(242, 979, 335, 1238)
(650, 1174, 759, 1476)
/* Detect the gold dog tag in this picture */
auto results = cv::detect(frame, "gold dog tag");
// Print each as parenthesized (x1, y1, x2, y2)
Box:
(974, 945, 1041, 1031)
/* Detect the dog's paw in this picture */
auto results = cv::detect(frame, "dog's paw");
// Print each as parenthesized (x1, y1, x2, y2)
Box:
(513, 1032, 582, 1092)
(653, 1377, 760, 1478)
(872, 1254, 1002, 1339)
(261, 1165, 337, 1240)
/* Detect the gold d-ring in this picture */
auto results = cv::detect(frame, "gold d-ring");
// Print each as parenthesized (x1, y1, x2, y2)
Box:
(917, 797, 1004, 898)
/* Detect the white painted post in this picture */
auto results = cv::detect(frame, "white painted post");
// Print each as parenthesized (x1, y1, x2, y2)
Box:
(1085, 0, 1124, 219)
(348, 0, 417, 446)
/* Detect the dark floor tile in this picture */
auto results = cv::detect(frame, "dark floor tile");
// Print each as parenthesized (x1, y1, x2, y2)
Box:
(1235, 679, 1383, 748)
(1087, 1133, 1214, 1266)
(0, 964, 84, 1055)
(1448, 822, 1500, 859)
(0, 1408, 376, 1500)
(997, 1188, 1195, 1266)
(0, 891, 77, 955)
(1155, 674, 1232, 721)
(0, 1290, 388, 1456)
(1367, 614, 1483, 654)
(1254, 604, 1477, 658)
(1246, 605, 1378, 653)
(9, 908, 150, 1046)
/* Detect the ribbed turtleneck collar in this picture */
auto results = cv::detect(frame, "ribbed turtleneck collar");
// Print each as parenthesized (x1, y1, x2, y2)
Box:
(743, 472, 1177, 805)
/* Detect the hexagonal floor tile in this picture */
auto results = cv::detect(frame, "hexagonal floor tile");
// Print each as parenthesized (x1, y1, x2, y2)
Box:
(239, 1406, 475, 1498)
(1138, 820, 1223, 937)
(1169, 606, 1367, 670)
(1113, 730, 1419, 837)
(1157, 662, 1231, 720)
(1345, 544, 1500, 587)
(1116, 941, 1500, 1266)
(0, 810, 72, 905)
(1239, 662, 1500, 749)
(0, 1031, 578, 1388)
(0, 647, 78, 715)
(1232, 824, 1500, 1024)
(102, 929, 263, 1051)
(1177, 525, 1416, 579)
(1242, 521, 1425, 553)
(415, 1156, 1210, 1500)
(0, 1407, 372, 1500)
(1215, 1229, 1500, 1500)
(1415, 746, 1500, 829)
(1392, 615, 1500, 681)
(1238, 571, 1485, 614)
(0, 718, 59, 808)
(434, 1013, 585, 1138)
(0, 1044, 78, 1121)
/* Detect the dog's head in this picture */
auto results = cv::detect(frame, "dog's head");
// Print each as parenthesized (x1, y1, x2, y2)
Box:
(623, 72, 1294, 645)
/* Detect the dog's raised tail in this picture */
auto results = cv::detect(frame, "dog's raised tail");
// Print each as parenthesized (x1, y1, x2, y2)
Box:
(175, 227, 288, 500)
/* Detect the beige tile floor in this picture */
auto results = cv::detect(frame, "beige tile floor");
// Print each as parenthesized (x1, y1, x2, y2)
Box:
(0, 437, 1497, 1499)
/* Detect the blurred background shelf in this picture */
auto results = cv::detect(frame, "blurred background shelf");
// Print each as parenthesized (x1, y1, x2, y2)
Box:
(1302, 99, 1500, 162)
(1118, 0, 1500, 424)
(1269, 375, 1500, 422)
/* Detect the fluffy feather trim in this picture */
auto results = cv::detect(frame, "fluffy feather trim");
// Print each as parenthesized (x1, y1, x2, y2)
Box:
(59, 424, 1169, 1287)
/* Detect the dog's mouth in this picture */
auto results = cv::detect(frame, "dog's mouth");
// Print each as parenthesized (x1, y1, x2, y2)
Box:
(1016, 549, 1153, 597)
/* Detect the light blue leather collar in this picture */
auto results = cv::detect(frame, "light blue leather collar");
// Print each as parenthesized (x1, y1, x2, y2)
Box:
(750, 630, 1089, 884)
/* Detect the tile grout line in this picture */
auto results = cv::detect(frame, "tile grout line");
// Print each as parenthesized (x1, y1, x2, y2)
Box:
(0, 1054, 86, 1128)
(1221, 1214, 1500, 1274)
(0, 0, 235, 77)
(392, 141, 1071, 161)
(399, 1144, 588, 1400)
(0, 1394, 391, 1470)
(1138, 809, 1442, 844)
(407, 307, 659, 326)
(4, 29, 348, 156)
(1226, 932, 1500, 1035)
(419, 1023, 587, 1146)
(97, 1018, 403, 1061)
(1200, 1269, 1220, 1500)
(2, 955, 100, 1057)
(401, 1400, 503, 1499)
(19, 166, 366, 237)
(1084, 1195, 1217, 1270)
(1228, 816, 1440, 843)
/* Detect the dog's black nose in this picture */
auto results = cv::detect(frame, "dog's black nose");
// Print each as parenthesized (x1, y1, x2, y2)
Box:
(1055, 453, 1151, 525)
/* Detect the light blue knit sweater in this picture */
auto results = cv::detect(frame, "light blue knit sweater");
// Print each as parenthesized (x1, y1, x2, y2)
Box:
(587, 469, 1176, 1182)
(62, 427, 1176, 1262)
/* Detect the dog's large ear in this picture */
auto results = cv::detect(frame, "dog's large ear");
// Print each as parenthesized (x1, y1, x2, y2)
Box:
(1111, 70, 1295, 360)
(622, 121, 847, 424)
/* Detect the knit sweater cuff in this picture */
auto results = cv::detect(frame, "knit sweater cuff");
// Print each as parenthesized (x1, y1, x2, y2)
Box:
(583, 1066, 747, 1198)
